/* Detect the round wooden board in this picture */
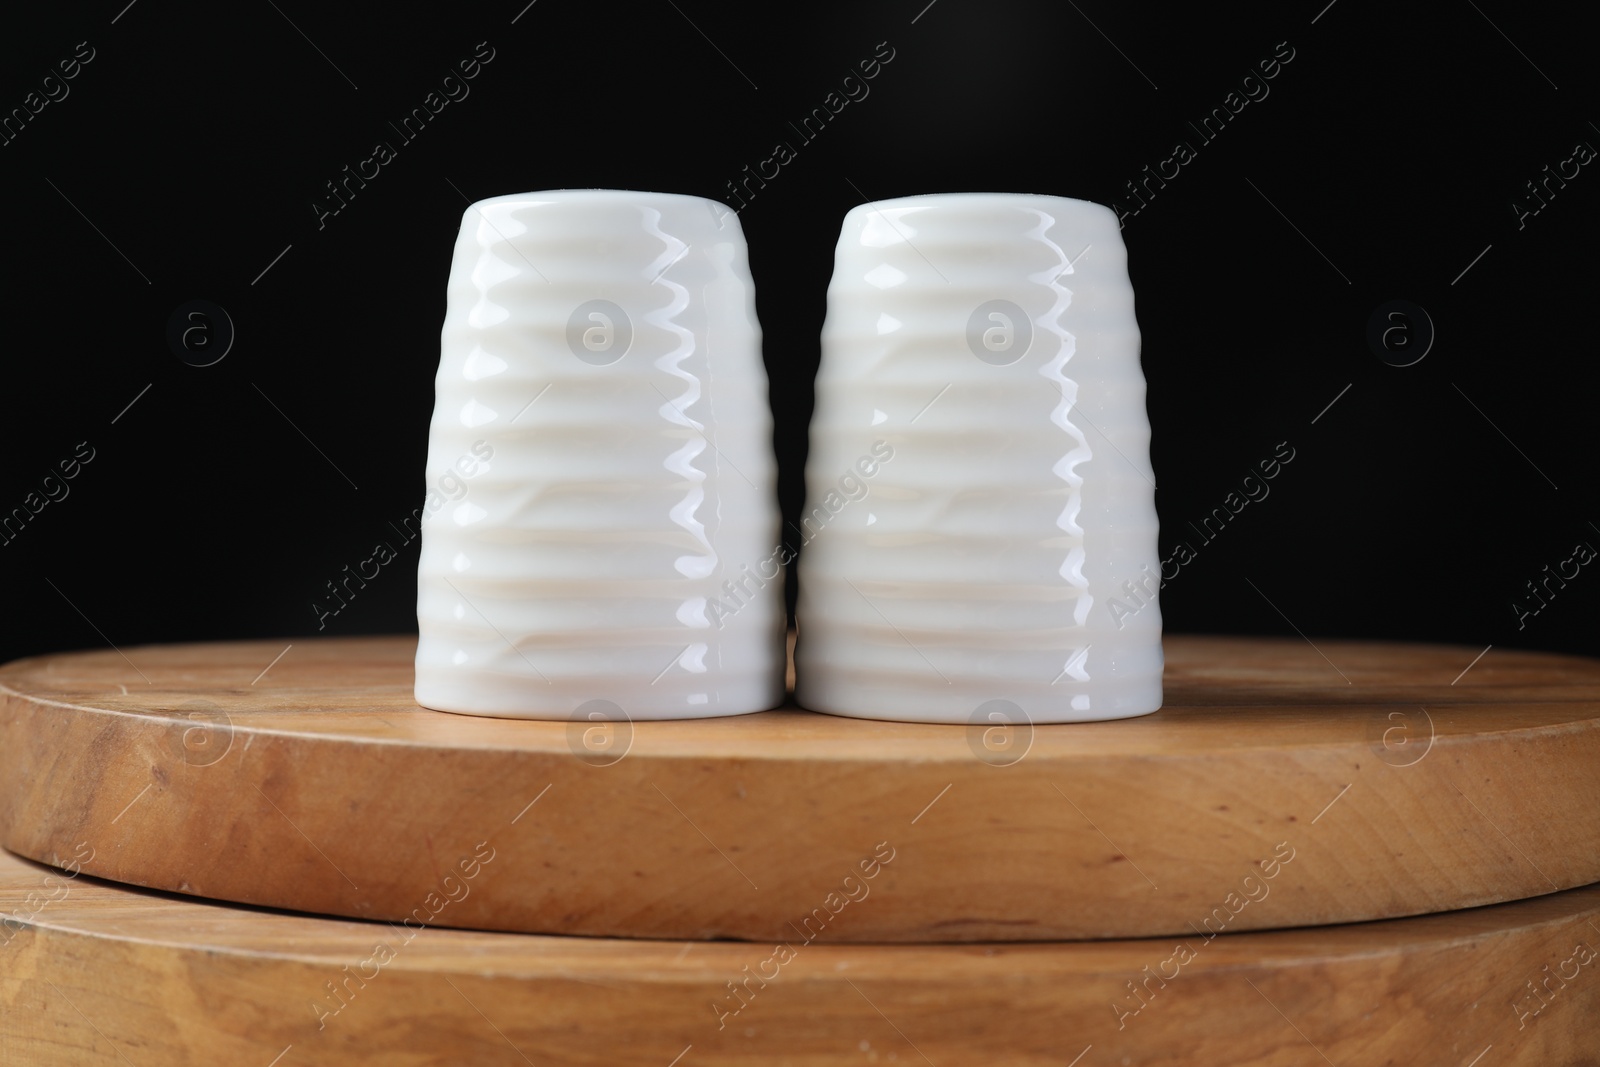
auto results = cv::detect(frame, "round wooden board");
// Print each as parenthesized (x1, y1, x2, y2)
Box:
(2, 847, 1597, 1067)
(2, 635, 1599, 943)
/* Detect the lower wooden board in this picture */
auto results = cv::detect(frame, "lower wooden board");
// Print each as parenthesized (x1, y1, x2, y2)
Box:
(2, 848, 1597, 1066)
(2, 635, 1599, 942)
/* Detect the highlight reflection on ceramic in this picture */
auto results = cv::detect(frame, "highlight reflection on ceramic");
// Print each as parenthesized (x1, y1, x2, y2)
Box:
(415, 190, 785, 720)
(796, 193, 1162, 724)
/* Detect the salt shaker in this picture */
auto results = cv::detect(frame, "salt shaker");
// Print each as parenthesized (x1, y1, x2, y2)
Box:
(796, 193, 1161, 724)
(415, 190, 785, 720)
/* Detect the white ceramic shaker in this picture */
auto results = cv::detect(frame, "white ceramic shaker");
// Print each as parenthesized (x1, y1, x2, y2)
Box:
(415, 190, 785, 720)
(796, 193, 1162, 724)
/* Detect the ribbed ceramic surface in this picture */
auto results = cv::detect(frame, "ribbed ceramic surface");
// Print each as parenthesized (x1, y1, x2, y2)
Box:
(796, 193, 1161, 723)
(416, 190, 784, 719)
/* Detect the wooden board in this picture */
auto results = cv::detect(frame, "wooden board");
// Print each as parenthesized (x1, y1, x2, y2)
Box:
(2, 847, 1597, 1066)
(1, 635, 1598, 942)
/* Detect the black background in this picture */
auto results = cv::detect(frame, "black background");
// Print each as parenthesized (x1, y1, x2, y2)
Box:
(2, 0, 1595, 669)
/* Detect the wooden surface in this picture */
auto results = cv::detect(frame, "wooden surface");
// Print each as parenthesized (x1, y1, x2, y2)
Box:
(1, 635, 1599, 942)
(2, 846, 1597, 1066)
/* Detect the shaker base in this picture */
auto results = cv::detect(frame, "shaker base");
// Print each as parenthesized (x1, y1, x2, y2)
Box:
(414, 677, 785, 721)
(794, 682, 1162, 724)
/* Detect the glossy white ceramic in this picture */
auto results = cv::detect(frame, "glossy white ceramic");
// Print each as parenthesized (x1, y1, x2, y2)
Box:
(415, 190, 785, 720)
(796, 193, 1162, 724)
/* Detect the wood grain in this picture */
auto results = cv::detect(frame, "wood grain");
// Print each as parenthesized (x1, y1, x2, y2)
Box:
(1, 635, 1598, 942)
(3, 846, 1598, 1066)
